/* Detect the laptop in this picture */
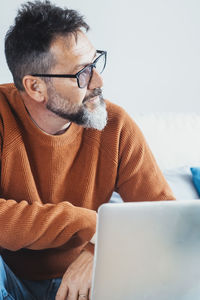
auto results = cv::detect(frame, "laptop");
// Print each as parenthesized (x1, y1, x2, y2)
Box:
(91, 200, 200, 300)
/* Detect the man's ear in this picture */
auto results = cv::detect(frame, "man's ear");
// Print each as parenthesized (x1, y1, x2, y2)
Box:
(22, 75, 47, 103)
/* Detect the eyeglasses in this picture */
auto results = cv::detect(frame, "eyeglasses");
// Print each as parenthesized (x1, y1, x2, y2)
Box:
(31, 50, 107, 89)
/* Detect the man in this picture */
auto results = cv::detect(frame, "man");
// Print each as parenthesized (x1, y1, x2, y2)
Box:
(0, 1, 174, 299)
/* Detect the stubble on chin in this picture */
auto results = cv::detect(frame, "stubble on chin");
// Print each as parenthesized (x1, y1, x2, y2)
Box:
(72, 97, 108, 130)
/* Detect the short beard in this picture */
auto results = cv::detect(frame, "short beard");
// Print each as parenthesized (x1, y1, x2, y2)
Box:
(46, 84, 107, 131)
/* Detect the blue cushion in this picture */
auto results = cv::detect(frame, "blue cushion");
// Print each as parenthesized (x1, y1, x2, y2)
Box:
(190, 167, 200, 197)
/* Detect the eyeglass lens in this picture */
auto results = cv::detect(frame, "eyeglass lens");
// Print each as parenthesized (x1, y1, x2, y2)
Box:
(79, 67, 91, 88)
(78, 52, 106, 88)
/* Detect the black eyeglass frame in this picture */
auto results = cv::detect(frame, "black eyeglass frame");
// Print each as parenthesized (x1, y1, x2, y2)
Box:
(31, 50, 107, 89)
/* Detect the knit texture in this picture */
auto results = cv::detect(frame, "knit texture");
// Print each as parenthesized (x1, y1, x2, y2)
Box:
(0, 84, 174, 279)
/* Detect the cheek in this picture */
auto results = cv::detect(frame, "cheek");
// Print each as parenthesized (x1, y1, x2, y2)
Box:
(68, 88, 87, 104)
(54, 79, 87, 104)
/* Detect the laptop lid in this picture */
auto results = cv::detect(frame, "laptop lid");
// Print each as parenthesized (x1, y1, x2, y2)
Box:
(91, 201, 200, 300)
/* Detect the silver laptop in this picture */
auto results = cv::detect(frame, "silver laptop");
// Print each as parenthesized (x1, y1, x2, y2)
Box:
(91, 201, 200, 300)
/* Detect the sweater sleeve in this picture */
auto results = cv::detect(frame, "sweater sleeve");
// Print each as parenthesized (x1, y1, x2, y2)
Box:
(0, 197, 96, 251)
(115, 112, 175, 202)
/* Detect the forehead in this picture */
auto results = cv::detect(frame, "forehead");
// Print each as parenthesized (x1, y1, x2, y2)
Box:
(49, 31, 96, 71)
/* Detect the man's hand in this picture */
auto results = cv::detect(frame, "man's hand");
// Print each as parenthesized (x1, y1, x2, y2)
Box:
(55, 248, 94, 300)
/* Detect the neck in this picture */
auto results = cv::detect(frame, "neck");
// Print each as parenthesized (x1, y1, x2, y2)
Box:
(20, 92, 71, 135)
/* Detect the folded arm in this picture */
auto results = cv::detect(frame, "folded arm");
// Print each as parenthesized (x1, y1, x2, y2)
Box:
(0, 198, 96, 251)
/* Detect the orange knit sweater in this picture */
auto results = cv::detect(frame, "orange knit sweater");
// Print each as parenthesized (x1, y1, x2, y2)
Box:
(0, 83, 174, 279)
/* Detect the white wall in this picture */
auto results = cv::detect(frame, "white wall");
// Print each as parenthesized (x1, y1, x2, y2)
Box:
(0, 0, 200, 113)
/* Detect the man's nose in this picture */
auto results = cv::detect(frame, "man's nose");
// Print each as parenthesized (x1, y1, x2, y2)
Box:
(87, 68, 103, 90)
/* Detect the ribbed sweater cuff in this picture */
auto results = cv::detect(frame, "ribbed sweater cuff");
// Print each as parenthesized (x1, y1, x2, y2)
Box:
(82, 242, 94, 255)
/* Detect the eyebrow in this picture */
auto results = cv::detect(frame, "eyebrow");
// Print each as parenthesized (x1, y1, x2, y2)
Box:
(73, 51, 97, 71)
